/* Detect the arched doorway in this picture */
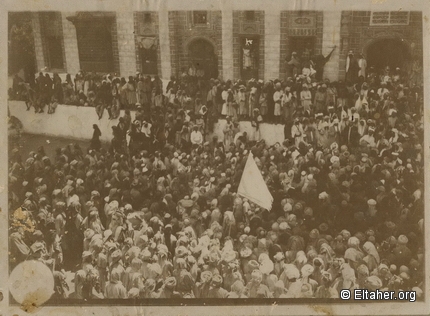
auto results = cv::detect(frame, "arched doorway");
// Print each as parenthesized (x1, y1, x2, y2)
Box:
(366, 38, 411, 73)
(188, 38, 218, 79)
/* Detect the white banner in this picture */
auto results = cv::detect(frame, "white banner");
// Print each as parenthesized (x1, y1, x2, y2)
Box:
(237, 152, 273, 211)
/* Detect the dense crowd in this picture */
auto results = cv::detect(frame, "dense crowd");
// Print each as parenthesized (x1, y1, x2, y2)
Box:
(8, 52, 425, 300)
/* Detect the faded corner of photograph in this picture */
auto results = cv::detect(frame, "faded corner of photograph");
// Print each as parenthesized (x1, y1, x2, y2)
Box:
(6, 7, 425, 308)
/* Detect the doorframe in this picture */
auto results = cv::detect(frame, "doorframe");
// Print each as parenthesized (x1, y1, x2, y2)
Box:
(287, 36, 317, 59)
(184, 36, 217, 53)
(363, 36, 412, 72)
(74, 19, 116, 73)
(186, 37, 218, 79)
(363, 35, 411, 59)
(239, 35, 260, 80)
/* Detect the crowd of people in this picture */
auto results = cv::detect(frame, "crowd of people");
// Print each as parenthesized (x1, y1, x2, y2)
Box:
(8, 50, 425, 301)
(10, 69, 205, 121)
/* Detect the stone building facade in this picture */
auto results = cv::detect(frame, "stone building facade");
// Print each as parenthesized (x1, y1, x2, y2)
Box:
(279, 11, 324, 80)
(168, 11, 223, 79)
(232, 11, 265, 81)
(28, 10, 423, 82)
(338, 11, 423, 80)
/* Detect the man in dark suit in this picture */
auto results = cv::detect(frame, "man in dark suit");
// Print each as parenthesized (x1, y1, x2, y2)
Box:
(341, 119, 360, 149)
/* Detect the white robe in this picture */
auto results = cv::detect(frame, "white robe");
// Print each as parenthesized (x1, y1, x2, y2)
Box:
(358, 58, 367, 77)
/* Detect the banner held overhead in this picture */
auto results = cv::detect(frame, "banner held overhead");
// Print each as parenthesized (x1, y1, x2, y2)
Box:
(237, 152, 273, 211)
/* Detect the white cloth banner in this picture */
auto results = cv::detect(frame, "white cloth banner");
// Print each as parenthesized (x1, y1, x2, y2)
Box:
(237, 152, 274, 211)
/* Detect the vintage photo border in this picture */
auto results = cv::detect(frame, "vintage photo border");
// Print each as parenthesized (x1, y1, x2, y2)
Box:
(1, 0, 429, 315)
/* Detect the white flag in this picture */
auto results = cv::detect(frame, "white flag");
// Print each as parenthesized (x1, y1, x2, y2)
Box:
(237, 152, 273, 211)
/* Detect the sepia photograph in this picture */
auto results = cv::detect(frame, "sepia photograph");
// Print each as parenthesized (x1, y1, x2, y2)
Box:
(2, 0, 429, 315)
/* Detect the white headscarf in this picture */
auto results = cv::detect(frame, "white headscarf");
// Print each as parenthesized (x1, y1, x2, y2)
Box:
(363, 241, 380, 264)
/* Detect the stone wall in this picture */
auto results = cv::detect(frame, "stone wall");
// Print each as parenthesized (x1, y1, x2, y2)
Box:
(322, 11, 341, 82)
(9, 101, 285, 145)
(339, 11, 423, 80)
(30, 10, 423, 83)
(31, 13, 45, 72)
(264, 10, 280, 81)
(61, 12, 80, 75)
(158, 8, 172, 80)
(116, 12, 137, 78)
(279, 11, 324, 81)
(133, 12, 162, 77)
(221, 9, 234, 81)
(10, 101, 118, 142)
(168, 11, 223, 79)
(110, 16, 121, 75)
(232, 11, 265, 81)
(168, 11, 179, 78)
(39, 12, 67, 72)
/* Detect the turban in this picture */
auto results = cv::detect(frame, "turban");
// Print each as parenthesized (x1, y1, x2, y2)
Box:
(341, 264, 356, 283)
(222, 250, 236, 263)
(283, 264, 300, 280)
(301, 264, 314, 278)
(319, 223, 329, 233)
(149, 263, 162, 277)
(283, 203, 293, 212)
(274, 252, 285, 262)
(397, 235, 408, 245)
(378, 264, 389, 273)
(110, 249, 122, 263)
(140, 249, 152, 261)
(144, 278, 156, 291)
(259, 259, 274, 275)
(313, 257, 324, 268)
(248, 260, 260, 271)
(318, 192, 329, 200)
(321, 271, 332, 282)
(175, 246, 189, 258)
(251, 269, 263, 281)
(367, 199, 377, 206)
(231, 280, 245, 293)
(348, 237, 360, 248)
(309, 229, 320, 239)
(165, 276, 177, 288)
(211, 274, 223, 287)
(279, 222, 290, 231)
(357, 264, 369, 277)
(128, 288, 140, 298)
(399, 265, 410, 274)
(200, 271, 213, 283)
(365, 276, 383, 290)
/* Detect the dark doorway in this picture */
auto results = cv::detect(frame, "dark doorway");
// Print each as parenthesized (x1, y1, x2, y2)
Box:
(366, 38, 410, 73)
(39, 12, 65, 70)
(140, 48, 158, 75)
(8, 12, 36, 81)
(45, 37, 64, 69)
(139, 40, 158, 75)
(188, 39, 218, 79)
(75, 20, 114, 73)
(286, 36, 315, 78)
(289, 36, 316, 60)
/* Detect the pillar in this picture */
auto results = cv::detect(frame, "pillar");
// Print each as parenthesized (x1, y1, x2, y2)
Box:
(31, 13, 45, 72)
(264, 9, 281, 80)
(221, 0, 234, 80)
(61, 12, 80, 75)
(159, 5, 172, 80)
(116, 12, 137, 77)
(322, 11, 342, 81)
